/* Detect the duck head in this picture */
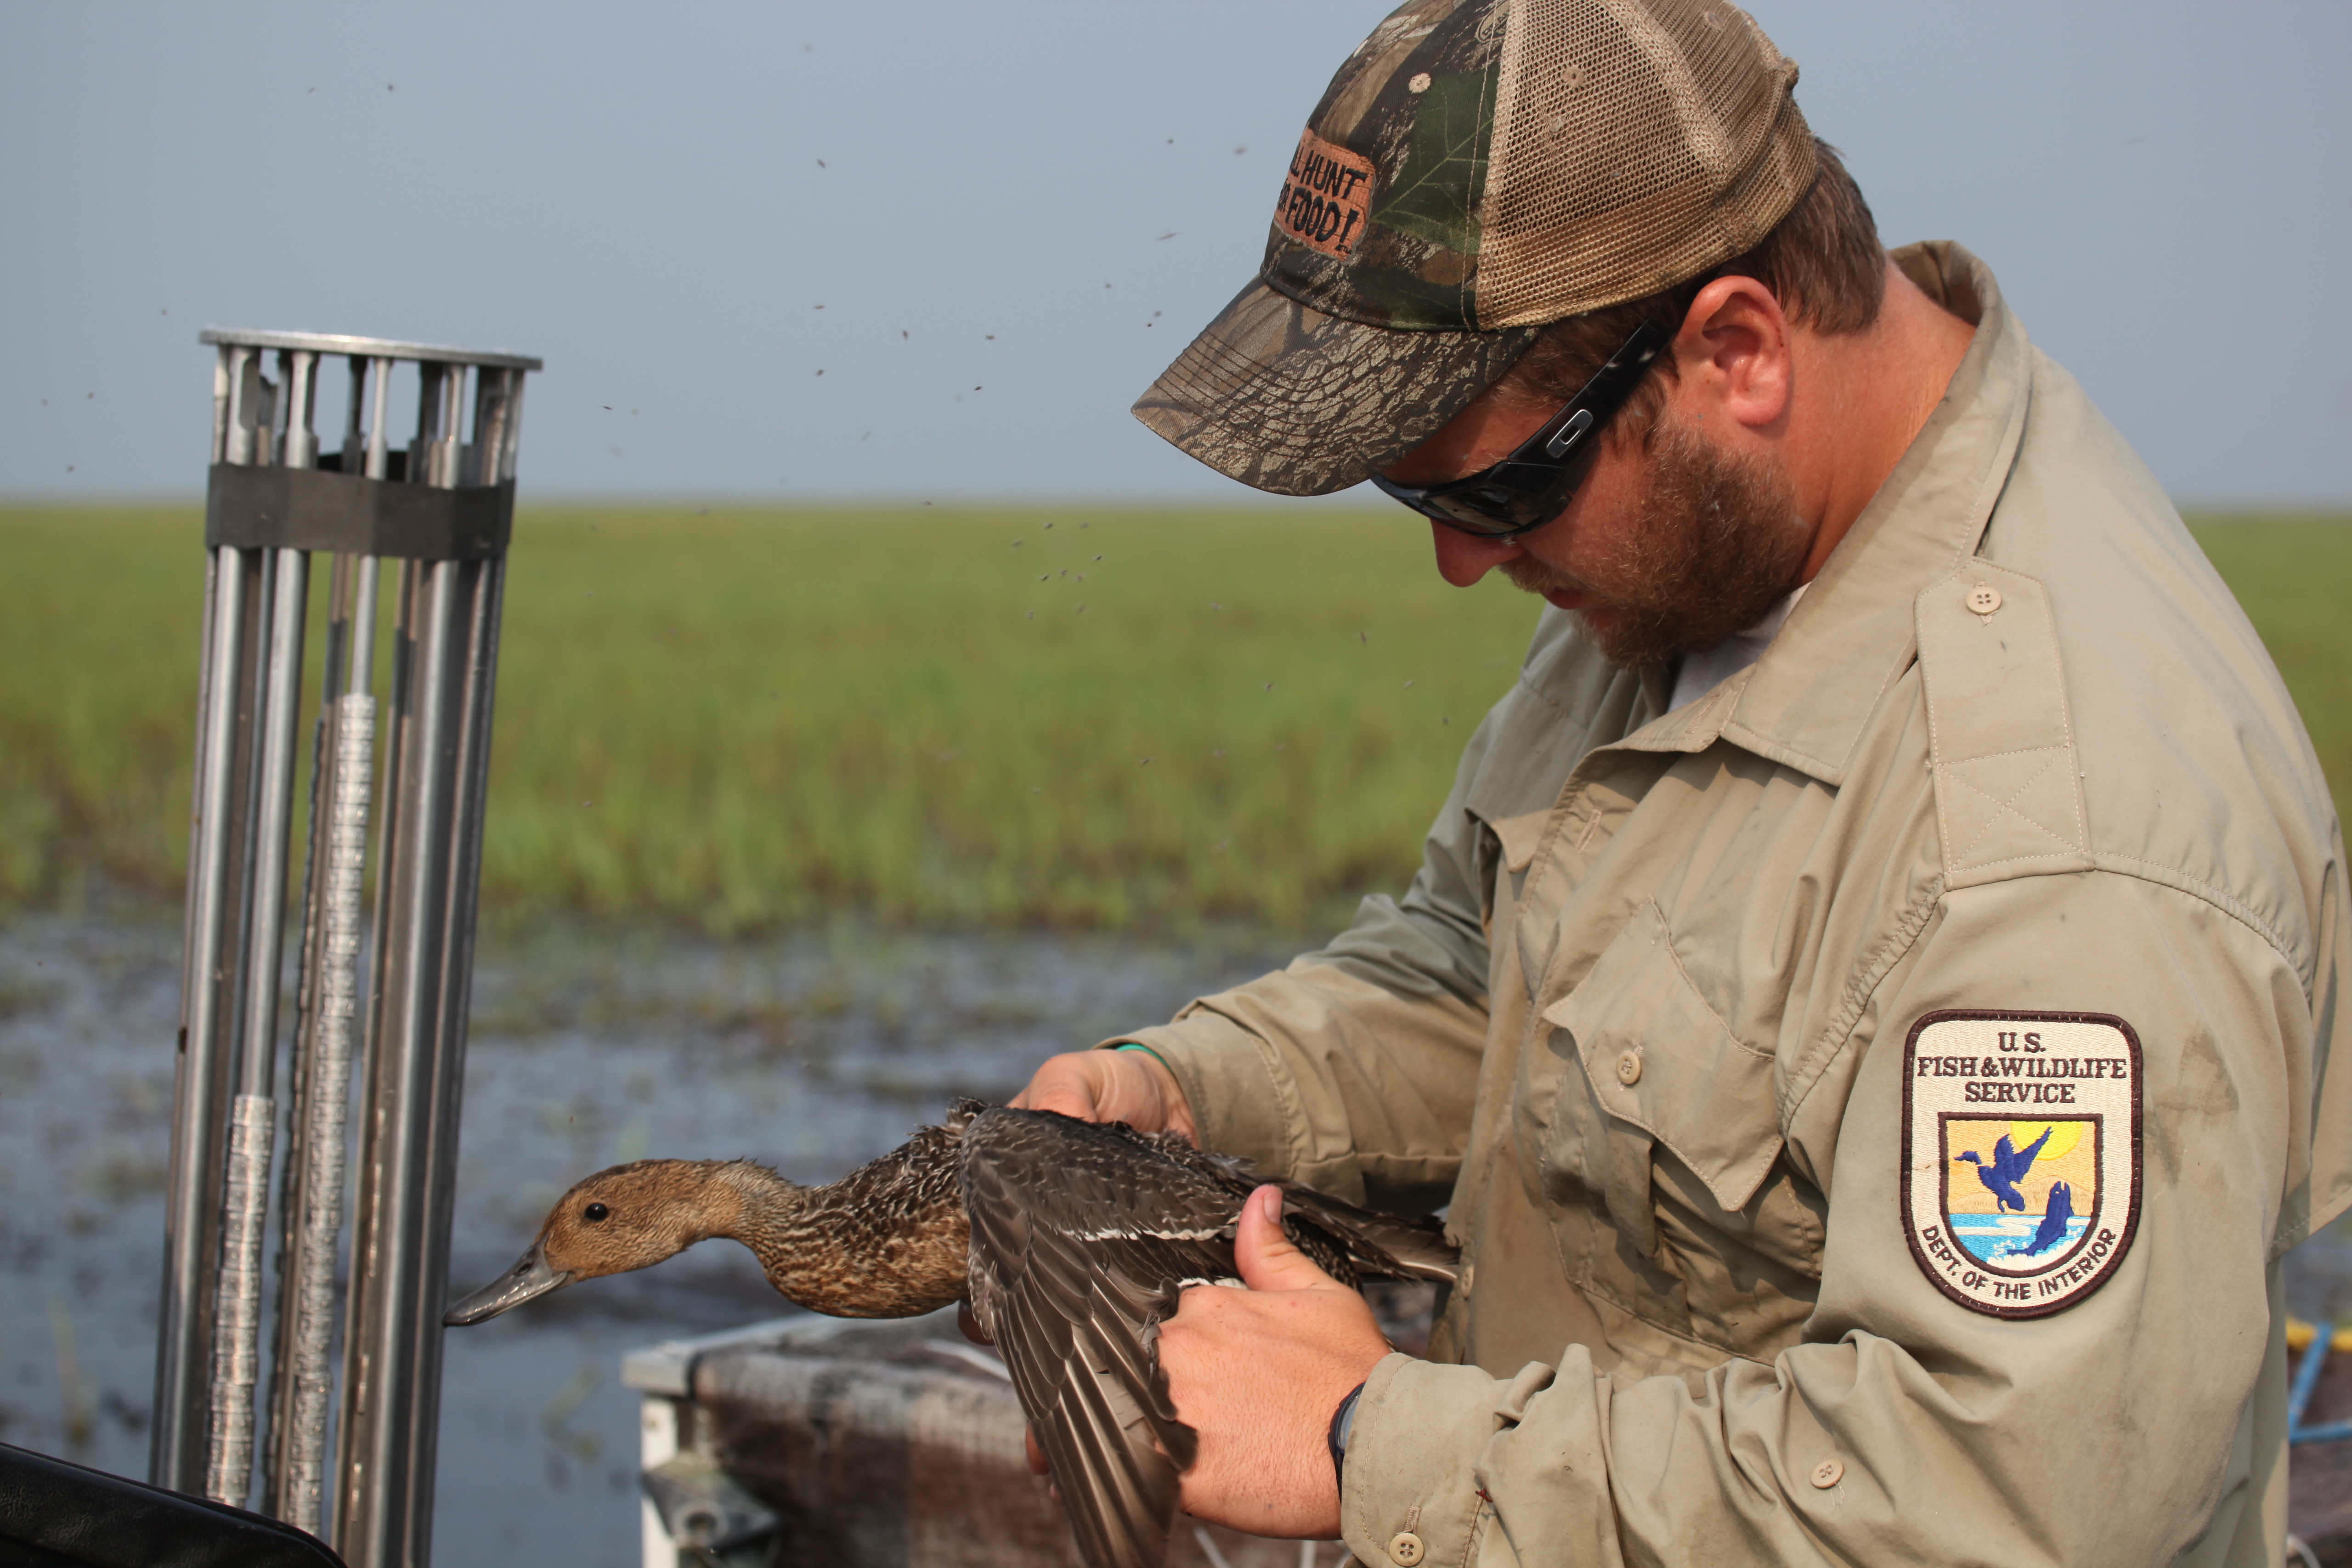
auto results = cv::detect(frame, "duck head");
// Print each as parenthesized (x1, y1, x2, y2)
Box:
(444, 1158, 757, 1326)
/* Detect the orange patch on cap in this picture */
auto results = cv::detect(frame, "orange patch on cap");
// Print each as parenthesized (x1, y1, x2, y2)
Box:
(1276, 129, 1376, 259)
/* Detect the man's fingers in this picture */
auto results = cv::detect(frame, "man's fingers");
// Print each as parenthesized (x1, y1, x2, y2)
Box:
(1010, 1054, 1106, 1120)
(1007, 1049, 1196, 1138)
(1021, 1086, 1097, 1119)
(1233, 1184, 1340, 1293)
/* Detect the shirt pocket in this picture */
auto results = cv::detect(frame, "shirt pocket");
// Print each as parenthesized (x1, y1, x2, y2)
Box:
(1532, 900, 1785, 1257)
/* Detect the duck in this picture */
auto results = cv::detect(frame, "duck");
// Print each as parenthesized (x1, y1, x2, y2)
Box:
(443, 1099, 1455, 1568)
(1954, 1125, 2052, 1212)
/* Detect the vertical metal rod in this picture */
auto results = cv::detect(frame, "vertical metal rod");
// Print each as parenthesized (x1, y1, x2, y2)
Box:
(341, 356, 367, 472)
(276, 685, 375, 1534)
(280, 350, 320, 470)
(468, 370, 509, 490)
(237, 560, 315, 1105)
(218, 542, 277, 1114)
(354, 560, 382, 680)
(338, 557, 419, 1561)
(365, 358, 392, 481)
(340, 556, 463, 1568)
(153, 546, 254, 1490)
(271, 419, 386, 1530)
(204, 1094, 275, 1504)
(222, 348, 257, 466)
(266, 550, 348, 1519)
(205, 537, 308, 1507)
(211, 346, 235, 466)
(496, 372, 526, 482)
(400, 554, 503, 1552)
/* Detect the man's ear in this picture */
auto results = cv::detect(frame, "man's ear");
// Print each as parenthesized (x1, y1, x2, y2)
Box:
(1669, 275, 1793, 436)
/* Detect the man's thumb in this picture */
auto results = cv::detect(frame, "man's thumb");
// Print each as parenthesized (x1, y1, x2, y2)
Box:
(1235, 1184, 1336, 1292)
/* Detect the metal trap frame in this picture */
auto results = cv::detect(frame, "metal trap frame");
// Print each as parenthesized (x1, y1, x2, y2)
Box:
(153, 329, 542, 1568)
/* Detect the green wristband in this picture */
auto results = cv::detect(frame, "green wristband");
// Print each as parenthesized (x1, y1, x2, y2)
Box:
(1113, 1041, 1176, 1076)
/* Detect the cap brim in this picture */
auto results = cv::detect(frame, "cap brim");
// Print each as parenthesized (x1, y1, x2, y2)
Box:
(1132, 278, 1542, 498)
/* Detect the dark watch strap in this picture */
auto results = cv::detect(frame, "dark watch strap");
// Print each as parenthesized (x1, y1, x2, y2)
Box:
(1327, 1381, 1367, 1494)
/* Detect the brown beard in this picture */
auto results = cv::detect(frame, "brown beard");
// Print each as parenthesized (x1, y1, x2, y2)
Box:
(1502, 419, 1812, 669)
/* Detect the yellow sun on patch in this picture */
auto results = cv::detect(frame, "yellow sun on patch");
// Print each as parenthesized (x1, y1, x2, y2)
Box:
(2010, 1120, 2084, 1163)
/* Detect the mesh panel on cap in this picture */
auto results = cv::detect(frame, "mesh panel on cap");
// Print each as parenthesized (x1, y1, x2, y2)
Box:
(1474, 0, 1815, 327)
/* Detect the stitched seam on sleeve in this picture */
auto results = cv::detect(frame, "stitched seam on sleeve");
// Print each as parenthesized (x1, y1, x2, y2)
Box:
(1451, 1489, 1492, 1568)
(2087, 853, 2307, 998)
(1781, 877, 1944, 1125)
(1787, 858, 2311, 1137)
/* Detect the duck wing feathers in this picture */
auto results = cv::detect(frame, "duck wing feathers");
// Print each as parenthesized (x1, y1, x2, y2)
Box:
(957, 1107, 1455, 1568)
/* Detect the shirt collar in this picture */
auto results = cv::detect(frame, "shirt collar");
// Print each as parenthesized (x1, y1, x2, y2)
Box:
(1637, 241, 2033, 784)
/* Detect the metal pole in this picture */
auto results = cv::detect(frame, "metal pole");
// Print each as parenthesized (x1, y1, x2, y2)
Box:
(274, 682, 374, 1532)
(339, 555, 460, 1567)
(269, 350, 395, 1533)
(265, 551, 342, 1520)
(402, 549, 503, 1546)
(155, 343, 270, 1493)
(204, 349, 318, 1506)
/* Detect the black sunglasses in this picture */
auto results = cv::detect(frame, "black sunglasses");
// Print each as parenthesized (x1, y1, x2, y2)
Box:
(1371, 319, 1671, 539)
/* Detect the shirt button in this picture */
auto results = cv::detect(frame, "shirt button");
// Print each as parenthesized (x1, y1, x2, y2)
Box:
(1811, 1458, 1844, 1489)
(1966, 582, 2002, 616)
(1389, 1532, 1427, 1567)
(1615, 1050, 1643, 1086)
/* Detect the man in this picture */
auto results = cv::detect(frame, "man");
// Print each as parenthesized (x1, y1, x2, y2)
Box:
(1013, 1, 2352, 1562)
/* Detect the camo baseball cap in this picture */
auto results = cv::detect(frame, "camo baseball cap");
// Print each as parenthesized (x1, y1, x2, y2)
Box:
(1134, 0, 1816, 496)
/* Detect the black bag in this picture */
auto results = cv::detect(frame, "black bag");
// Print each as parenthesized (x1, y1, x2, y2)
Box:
(0, 1443, 344, 1568)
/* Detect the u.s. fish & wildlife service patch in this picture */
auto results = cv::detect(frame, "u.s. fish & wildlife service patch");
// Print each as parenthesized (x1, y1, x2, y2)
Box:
(1901, 1010, 2141, 1318)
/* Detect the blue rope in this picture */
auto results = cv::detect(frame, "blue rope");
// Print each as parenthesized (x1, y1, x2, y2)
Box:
(2288, 1323, 2352, 1444)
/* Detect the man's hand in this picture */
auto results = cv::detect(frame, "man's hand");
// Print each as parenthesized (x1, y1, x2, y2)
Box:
(1011, 1048, 1197, 1143)
(1156, 1185, 1393, 1538)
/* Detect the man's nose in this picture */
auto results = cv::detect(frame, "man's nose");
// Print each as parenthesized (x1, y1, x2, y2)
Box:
(1430, 520, 1525, 587)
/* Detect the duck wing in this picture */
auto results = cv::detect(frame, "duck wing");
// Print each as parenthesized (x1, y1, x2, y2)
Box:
(1270, 1180, 1459, 1287)
(1139, 1136, 1459, 1288)
(960, 1108, 1239, 1568)
(957, 1109, 1460, 1568)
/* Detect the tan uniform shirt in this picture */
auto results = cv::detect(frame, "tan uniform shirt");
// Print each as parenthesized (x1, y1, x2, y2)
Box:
(1117, 244, 2352, 1567)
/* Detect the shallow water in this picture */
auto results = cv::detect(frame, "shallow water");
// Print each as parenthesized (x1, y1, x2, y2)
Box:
(0, 902, 1292, 1566)
(9, 903, 2352, 1564)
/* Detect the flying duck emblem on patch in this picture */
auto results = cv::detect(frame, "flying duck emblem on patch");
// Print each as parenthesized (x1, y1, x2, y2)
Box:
(1901, 1010, 2142, 1318)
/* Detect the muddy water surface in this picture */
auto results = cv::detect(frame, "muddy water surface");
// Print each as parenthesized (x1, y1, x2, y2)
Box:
(0, 904, 1290, 1567)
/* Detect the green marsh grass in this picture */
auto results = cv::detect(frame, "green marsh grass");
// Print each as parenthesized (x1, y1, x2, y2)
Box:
(1, 504, 2344, 931)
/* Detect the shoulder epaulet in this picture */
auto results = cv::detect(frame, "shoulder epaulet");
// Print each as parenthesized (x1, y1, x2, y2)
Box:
(1914, 561, 2091, 888)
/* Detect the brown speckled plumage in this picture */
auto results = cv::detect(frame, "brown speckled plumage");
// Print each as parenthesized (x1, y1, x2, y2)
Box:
(446, 1100, 1454, 1568)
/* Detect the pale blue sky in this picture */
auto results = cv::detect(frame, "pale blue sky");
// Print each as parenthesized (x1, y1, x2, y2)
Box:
(4, 1, 2347, 504)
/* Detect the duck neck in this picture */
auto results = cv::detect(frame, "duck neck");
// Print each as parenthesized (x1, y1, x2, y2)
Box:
(694, 1159, 804, 1242)
(723, 1134, 972, 1319)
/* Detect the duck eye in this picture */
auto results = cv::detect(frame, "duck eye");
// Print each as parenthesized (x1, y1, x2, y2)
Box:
(583, 1202, 610, 1223)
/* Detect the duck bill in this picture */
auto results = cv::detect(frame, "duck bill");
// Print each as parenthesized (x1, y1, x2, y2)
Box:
(443, 1240, 574, 1326)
